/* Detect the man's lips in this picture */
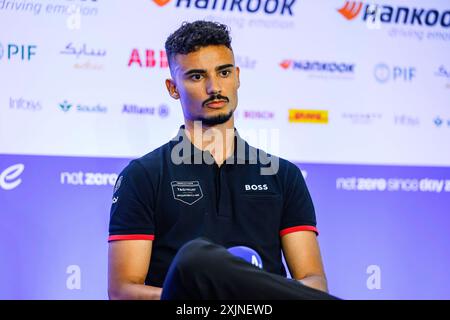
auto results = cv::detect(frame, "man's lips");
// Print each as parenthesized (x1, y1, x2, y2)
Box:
(205, 100, 228, 108)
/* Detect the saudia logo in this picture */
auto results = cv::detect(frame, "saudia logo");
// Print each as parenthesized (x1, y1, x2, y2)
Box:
(59, 100, 107, 113)
(337, 1, 450, 29)
(151, 0, 297, 16)
(59, 100, 72, 112)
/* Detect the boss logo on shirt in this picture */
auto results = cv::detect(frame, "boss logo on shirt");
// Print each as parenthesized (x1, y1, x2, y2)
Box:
(245, 184, 268, 191)
(171, 181, 203, 205)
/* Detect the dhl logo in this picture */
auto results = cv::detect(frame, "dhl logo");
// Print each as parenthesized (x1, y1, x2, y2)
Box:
(338, 1, 363, 20)
(289, 110, 329, 124)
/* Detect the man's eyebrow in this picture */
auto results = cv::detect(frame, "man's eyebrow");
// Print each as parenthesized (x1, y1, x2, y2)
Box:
(183, 64, 234, 76)
(216, 64, 234, 71)
(184, 69, 206, 76)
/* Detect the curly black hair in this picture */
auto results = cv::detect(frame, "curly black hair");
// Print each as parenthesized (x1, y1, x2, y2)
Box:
(165, 20, 232, 68)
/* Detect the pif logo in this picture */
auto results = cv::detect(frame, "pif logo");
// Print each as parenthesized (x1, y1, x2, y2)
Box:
(0, 42, 37, 61)
(289, 110, 329, 124)
(374, 64, 416, 83)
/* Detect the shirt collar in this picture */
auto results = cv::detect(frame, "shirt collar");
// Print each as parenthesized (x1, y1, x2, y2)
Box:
(171, 125, 258, 164)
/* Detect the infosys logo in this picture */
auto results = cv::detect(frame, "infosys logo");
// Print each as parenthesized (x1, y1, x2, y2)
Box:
(337, 1, 450, 29)
(0, 164, 24, 190)
(289, 110, 328, 124)
(10, 97, 42, 112)
(280, 59, 355, 74)
(151, 0, 297, 16)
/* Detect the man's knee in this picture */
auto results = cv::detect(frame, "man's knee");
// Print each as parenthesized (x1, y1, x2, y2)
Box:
(174, 237, 217, 273)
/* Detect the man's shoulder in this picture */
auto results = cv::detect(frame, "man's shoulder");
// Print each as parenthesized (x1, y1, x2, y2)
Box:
(137, 141, 172, 165)
(121, 140, 172, 175)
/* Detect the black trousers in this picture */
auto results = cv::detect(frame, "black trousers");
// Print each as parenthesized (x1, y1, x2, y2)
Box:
(161, 238, 340, 300)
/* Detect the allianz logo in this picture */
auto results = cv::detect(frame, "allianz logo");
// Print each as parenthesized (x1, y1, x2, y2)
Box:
(60, 171, 118, 186)
(122, 103, 169, 118)
(0, 164, 24, 190)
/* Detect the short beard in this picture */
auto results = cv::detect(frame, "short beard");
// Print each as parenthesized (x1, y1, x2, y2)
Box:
(199, 110, 234, 126)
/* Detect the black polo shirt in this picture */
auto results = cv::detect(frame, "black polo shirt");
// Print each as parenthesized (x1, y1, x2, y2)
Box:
(108, 126, 318, 287)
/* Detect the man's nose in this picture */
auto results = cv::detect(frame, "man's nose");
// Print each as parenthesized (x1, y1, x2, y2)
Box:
(206, 75, 222, 95)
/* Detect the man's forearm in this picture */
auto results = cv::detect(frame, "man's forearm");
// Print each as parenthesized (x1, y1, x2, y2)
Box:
(298, 275, 329, 293)
(109, 283, 162, 300)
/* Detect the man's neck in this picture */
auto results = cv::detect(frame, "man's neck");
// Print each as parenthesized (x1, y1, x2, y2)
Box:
(184, 118, 235, 166)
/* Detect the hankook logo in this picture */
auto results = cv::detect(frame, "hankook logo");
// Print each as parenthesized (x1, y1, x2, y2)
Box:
(150, 0, 298, 16)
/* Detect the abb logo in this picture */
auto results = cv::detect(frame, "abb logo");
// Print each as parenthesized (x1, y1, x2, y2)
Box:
(128, 49, 168, 68)
(338, 1, 363, 20)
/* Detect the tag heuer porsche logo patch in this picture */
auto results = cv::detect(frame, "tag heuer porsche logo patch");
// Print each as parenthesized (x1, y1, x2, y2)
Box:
(171, 181, 203, 205)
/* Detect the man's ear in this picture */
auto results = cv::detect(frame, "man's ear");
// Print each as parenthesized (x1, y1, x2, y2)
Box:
(165, 79, 179, 100)
(236, 66, 240, 89)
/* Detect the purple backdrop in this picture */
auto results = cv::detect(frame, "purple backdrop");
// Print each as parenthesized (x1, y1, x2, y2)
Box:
(1, 154, 449, 299)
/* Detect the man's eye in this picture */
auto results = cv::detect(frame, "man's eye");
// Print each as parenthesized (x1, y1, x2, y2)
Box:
(220, 70, 231, 77)
(190, 74, 203, 81)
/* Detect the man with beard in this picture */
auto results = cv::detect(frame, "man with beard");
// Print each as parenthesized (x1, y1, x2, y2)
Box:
(107, 20, 338, 300)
